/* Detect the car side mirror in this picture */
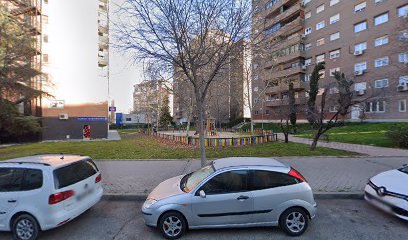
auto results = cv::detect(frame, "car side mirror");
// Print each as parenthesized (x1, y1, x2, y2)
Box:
(199, 190, 206, 198)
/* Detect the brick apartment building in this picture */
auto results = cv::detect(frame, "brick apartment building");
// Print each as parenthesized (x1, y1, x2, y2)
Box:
(252, 0, 408, 122)
(173, 39, 246, 125)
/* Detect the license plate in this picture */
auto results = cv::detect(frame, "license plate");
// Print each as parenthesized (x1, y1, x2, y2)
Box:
(76, 188, 94, 201)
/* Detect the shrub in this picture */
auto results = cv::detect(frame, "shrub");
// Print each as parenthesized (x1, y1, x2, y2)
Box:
(386, 126, 408, 149)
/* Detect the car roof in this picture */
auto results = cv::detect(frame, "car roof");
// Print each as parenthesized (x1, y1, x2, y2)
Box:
(1, 154, 91, 169)
(212, 157, 289, 170)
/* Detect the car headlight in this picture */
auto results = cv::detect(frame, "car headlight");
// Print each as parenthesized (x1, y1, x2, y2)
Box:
(143, 198, 158, 209)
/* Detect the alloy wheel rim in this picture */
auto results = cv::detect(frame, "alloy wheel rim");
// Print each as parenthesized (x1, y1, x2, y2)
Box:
(163, 216, 182, 237)
(16, 219, 34, 240)
(286, 212, 305, 233)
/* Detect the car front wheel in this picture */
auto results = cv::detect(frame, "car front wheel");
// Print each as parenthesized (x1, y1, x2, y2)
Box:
(12, 214, 40, 240)
(158, 211, 186, 239)
(279, 207, 309, 236)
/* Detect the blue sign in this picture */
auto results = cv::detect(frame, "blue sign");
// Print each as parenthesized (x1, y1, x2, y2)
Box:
(109, 107, 116, 112)
(77, 117, 108, 122)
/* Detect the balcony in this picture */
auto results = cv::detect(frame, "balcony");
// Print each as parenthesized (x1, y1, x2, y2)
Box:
(99, 35, 109, 49)
(265, 3, 303, 30)
(267, 17, 304, 40)
(265, 51, 304, 69)
(265, 80, 307, 94)
(9, 0, 41, 16)
(269, 34, 303, 52)
(98, 51, 109, 67)
(265, 0, 292, 19)
(270, 65, 305, 80)
(98, 26, 108, 34)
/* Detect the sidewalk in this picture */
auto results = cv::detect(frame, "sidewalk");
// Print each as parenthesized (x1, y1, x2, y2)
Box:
(277, 133, 408, 157)
(97, 157, 407, 197)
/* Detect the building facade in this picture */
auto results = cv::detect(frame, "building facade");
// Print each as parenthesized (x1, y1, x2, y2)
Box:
(252, 0, 408, 122)
(173, 40, 246, 125)
(133, 80, 164, 125)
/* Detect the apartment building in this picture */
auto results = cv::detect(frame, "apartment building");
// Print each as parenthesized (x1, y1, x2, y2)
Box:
(133, 80, 165, 125)
(173, 39, 245, 125)
(1, 0, 43, 116)
(252, 0, 408, 122)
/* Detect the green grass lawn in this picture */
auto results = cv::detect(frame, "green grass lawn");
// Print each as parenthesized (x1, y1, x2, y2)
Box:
(0, 133, 357, 160)
(295, 122, 408, 148)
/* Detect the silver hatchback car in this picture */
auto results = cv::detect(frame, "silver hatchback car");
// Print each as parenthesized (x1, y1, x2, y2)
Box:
(142, 157, 317, 239)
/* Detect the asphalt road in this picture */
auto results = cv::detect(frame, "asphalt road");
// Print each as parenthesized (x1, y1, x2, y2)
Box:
(0, 199, 407, 240)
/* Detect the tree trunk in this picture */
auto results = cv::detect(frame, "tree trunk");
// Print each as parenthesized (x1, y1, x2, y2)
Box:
(310, 131, 322, 151)
(284, 132, 289, 143)
(196, 95, 207, 167)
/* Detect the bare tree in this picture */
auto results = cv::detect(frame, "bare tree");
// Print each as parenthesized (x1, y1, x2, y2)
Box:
(114, 0, 252, 166)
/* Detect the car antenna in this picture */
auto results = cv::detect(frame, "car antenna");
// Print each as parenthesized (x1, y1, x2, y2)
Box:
(60, 153, 64, 160)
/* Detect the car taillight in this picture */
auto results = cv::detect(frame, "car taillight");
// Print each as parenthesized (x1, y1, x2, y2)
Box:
(49, 190, 75, 205)
(289, 168, 307, 182)
(95, 173, 102, 183)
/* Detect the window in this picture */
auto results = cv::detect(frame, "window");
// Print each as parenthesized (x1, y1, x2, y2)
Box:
(303, 74, 311, 82)
(305, 43, 312, 51)
(374, 56, 389, 67)
(319, 70, 325, 78)
(329, 49, 340, 59)
(374, 79, 389, 88)
(329, 87, 339, 94)
(316, 38, 325, 46)
(354, 42, 367, 52)
(330, 32, 340, 41)
(330, 0, 340, 6)
(0, 168, 24, 192)
(318, 87, 325, 95)
(399, 52, 408, 63)
(316, 21, 325, 30)
(248, 170, 298, 191)
(303, 0, 311, 5)
(305, 58, 312, 66)
(265, 0, 281, 9)
(354, 82, 367, 91)
(375, 0, 384, 4)
(399, 30, 408, 41)
(400, 76, 408, 84)
(305, 27, 312, 35)
(265, 23, 281, 35)
(43, 15, 48, 24)
(354, 2, 366, 13)
(330, 106, 339, 112)
(330, 68, 340, 76)
(354, 21, 367, 33)
(354, 62, 367, 72)
(21, 169, 43, 191)
(374, 12, 389, 26)
(330, 14, 340, 24)
(366, 101, 386, 113)
(398, 4, 408, 17)
(316, 54, 325, 63)
(42, 54, 48, 63)
(254, 87, 259, 92)
(254, 110, 259, 115)
(201, 170, 248, 195)
(125, 117, 132, 121)
(54, 159, 98, 189)
(305, 11, 311, 19)
(265, 110, 270, 115)
(375, 35, 388, 47)
(399, 100, 407, 112)
(43, 34, 48, 43)
(316, 4, 325, 14)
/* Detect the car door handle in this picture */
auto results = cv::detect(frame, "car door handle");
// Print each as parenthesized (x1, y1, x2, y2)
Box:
(237, 196, 249, 200)
(8, 200, 17, 203)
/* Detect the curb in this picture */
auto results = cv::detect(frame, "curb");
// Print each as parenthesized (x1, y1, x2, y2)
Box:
(101, 192, 364, 201)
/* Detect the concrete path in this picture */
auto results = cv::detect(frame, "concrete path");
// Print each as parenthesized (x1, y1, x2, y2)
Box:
(107, 130, 121, 140)
(97, 157, 407, 196)
(277, 133, 408, 157)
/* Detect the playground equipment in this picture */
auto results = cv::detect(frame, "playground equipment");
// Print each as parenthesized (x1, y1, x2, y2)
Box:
(194, 117, 217, 136)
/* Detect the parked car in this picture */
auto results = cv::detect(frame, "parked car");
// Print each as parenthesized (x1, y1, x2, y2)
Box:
(142, 157, 317, 239)
(0, 154, 103, 240)
(365, 164, 408, 221)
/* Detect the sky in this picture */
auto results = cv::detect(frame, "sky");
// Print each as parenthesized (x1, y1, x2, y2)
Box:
(44, 0, 143, 113)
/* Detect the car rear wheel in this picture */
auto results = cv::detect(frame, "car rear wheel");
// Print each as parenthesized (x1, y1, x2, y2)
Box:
(12, 214, 40, 240)
(279, 207, 309, 236)
(158, 211, 186, 239)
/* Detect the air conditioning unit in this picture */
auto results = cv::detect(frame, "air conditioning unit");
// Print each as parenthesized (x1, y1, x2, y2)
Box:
(356, 89, 366, 96)
(59, 113, 69, 120)
(354, 70, 364, 76)
(397, 83, 408, 92)
(354, 50, 364, 56)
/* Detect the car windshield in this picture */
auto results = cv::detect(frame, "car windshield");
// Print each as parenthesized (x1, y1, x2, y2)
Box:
(399, 166, 408, 174)
(180, 164, 215, 193)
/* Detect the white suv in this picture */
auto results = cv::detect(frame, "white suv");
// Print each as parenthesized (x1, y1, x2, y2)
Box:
(0, 154, 103, 240)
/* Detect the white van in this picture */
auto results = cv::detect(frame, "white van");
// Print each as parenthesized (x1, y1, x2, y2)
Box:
(0, 154, 103, 240)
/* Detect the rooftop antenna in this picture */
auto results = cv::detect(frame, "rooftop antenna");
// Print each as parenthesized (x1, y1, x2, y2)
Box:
(60, 153, 64, 160)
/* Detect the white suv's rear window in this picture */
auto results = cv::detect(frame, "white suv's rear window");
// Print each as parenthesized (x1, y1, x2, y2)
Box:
(53, 159, 98, 189)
